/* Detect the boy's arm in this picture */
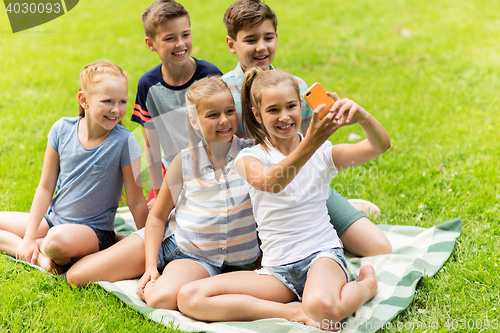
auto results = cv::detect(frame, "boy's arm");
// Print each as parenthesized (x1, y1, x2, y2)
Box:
(17, 143, 59, 264)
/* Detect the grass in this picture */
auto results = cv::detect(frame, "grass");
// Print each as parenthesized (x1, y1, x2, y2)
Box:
(0, 0, 499, 331)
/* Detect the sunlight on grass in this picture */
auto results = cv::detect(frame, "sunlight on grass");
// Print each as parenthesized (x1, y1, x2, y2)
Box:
(1, 0, 499, 331)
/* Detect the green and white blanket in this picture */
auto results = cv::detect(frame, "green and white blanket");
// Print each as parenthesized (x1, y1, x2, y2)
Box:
(7, 208, 462, 333)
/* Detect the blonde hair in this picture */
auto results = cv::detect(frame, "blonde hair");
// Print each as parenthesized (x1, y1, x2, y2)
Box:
(241, 68, 300, 149)
(185, 76, 234, 184)
(78, 60, 128, 118)
(142, 0, 189, 38)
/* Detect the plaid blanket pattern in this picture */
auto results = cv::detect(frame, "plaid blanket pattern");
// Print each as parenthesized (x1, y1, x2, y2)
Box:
(5, 207, 461, 333)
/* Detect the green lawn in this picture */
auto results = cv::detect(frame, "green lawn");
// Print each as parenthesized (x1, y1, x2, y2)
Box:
(1, 0, 499, 331)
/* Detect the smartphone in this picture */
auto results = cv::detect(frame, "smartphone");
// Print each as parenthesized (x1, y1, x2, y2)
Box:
(303, 82, 333, 119)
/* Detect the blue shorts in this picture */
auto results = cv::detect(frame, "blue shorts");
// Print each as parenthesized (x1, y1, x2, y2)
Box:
(44, 215, 115, 251)
(256, 248, 349, 300)
(133, 228, 253, 276)
(157, 234, 223, 277)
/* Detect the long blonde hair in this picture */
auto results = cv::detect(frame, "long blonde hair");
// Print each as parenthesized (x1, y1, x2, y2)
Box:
(78, 60, 128, 120)
(185, 76, 234, 184)
(241, 67, 300, 149)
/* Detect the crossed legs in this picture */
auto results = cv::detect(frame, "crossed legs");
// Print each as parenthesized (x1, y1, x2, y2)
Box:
(0, 212, 99, 274)
(177, 258, 377, 330)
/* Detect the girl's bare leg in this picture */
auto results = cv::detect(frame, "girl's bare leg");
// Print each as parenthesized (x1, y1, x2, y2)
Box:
(340, 217, 391, 256)
(66, 234, 146, 288)
(178, 270, 314, 324)
(143, 259, 210, 310)
(0, 212, 50, 237)
(302, 258, 377, 326)
(39, 224, 100, 266)
(0, 212, 50, 258)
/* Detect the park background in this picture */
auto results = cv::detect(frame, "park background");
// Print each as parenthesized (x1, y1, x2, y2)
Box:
(0, 0, 499, 331)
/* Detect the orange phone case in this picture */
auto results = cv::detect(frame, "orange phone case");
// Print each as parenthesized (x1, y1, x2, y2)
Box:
(303, 82, 333, 119)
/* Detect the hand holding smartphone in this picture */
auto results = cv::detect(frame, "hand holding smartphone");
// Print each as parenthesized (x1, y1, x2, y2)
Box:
(303, 82, 333, 120)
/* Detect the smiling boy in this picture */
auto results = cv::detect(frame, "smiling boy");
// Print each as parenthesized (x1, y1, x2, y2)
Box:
(132, 0, 223, 204)
(221, 0, 311, 139)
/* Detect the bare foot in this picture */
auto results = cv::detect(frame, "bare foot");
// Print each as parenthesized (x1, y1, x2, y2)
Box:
(37, 252, 64, 275)
(357, 265, 378, 299)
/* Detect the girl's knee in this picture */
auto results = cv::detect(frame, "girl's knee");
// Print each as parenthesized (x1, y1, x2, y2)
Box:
(144, 283, 179, 310)
(366, 236, 391, 256)
(66, 264, 88, 288)
(41, 227, 68, 257)
(177, 282, 204, 314)
(378, 237, 392, 254)
(302, 294, 342, 323)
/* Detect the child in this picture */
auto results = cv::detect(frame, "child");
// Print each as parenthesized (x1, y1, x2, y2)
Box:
(221, 0, 391, 257)
(135, 76, 260, 310)
(0, 60, 148, 274)
(132, 0, 222, 207)
(177, 68, 389, 329)
(66, 0, 223, 287)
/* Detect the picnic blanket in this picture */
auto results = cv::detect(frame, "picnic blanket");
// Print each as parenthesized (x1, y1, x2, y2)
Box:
(5, 208, 462, 333)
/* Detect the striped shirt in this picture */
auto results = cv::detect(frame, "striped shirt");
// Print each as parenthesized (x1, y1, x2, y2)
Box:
(167, 136, 260, 267)
(221, 63, 313, 139)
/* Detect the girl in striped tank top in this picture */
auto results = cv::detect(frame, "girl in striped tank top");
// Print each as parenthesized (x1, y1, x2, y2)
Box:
(135, 76, 260, 310)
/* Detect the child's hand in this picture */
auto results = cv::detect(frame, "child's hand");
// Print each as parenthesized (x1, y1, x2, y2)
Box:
(147, 197, 156, 211)
(16, 238, 39, 265)
(327, 92, 370, 127)
(305, 102, 340, 147)
(136, 268, 160, 301)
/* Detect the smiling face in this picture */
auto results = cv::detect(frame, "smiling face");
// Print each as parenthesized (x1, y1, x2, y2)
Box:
(146, 15, 192, 67)
(227, 19, 277, 72)
(195, 92, 238, 144)
(254, 81, 302, 144)
(79, 75, 128, 131)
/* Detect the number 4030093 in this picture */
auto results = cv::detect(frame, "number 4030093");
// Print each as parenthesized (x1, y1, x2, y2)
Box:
(6, 3, 62, 14)
(444, 318, 498, 330)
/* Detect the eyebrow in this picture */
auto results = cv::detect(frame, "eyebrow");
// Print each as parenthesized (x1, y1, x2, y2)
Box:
(242, 31, 275, 39)
(203, 109, 217, 116)
(161, 29, 191, 37)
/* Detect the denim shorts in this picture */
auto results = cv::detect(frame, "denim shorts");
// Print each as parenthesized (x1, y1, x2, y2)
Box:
(153, 232, 223, 277)
(256, 248, 349, 300)
(44, 215, 115, 251)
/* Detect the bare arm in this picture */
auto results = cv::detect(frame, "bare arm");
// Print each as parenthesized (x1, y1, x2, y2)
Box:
(326, 93, 391, 170)
(17, 142, 59, 264)
(136, 153, 182, 300)
(122, 158, 148, 230)
(235, 105, 338, 193)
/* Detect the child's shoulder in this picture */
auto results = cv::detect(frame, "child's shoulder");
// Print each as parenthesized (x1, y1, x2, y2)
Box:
(51, 116, 79, 131)
(221, 63, 240, 84)
(137, 63, 163, 88)
(47, 116, 79, 146)
(110, 123, 135, 141)
(221, 70, 235, 81)
(192, 58, 222, 79)
(291, 73, 306, 85)
(235, 141, 268, 163)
